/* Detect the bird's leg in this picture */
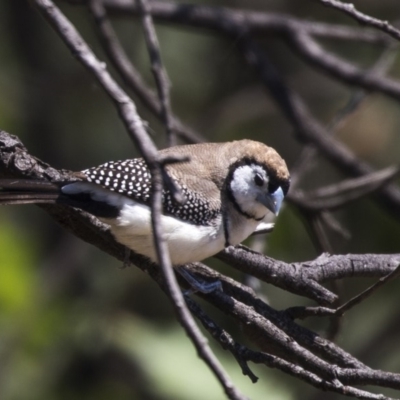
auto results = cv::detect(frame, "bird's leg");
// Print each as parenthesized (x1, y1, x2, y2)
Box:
(177, 266, 223, 295)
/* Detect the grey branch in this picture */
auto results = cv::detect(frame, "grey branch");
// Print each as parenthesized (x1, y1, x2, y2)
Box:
(318, 0, 400, 42)
(291, 166, 399, 211)
(88, 0, 203, 143)
(136, 0, 176, 146)
(99, 0, 390, 44)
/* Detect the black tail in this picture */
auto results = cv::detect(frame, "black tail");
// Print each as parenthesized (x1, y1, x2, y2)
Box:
(0, 179, 120, 218)
(0, 179, 61, 205)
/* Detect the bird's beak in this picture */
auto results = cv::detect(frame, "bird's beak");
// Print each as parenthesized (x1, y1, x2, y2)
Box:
(257, 186, 284, 216)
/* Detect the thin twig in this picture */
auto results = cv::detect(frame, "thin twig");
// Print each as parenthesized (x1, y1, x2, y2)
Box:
(136, 0, 176, 147)
(318, 0, 400, 42)
(288, 29, 400, 102)
(88, 0, 203, 143)
(291, 166, 399, 211)
(290, 43, 398, 189)
(287, 263, 400, 319)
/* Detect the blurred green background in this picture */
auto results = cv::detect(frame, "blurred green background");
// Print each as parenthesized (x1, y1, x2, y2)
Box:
(0, 1, 400, 399)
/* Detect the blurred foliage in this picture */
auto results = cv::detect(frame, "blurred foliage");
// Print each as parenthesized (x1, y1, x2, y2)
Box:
(0, 0, 400, 399)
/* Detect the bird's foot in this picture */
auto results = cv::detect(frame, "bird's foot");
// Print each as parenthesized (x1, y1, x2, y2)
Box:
(177, 266, 222, 295)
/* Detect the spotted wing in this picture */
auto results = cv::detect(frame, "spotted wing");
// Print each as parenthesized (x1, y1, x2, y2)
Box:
(82, 159, 220, 226)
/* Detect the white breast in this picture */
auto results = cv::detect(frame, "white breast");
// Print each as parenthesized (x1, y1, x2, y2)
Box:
(101, 200, 226, 265)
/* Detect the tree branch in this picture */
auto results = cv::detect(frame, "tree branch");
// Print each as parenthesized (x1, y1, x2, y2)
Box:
(98, 0, 390, 44)
(136, 0, 176, 146)
(318, 0, 400, 42)
(88, 0, 203, 144)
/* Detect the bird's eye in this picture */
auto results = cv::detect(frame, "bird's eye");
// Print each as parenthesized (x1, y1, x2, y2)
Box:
(254, 173, 264, 186)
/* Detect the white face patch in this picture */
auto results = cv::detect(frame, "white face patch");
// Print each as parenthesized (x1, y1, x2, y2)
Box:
(230, 164, 270, 219)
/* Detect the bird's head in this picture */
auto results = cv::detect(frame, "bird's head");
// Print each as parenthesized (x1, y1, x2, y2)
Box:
(226, 140, 290, 220)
